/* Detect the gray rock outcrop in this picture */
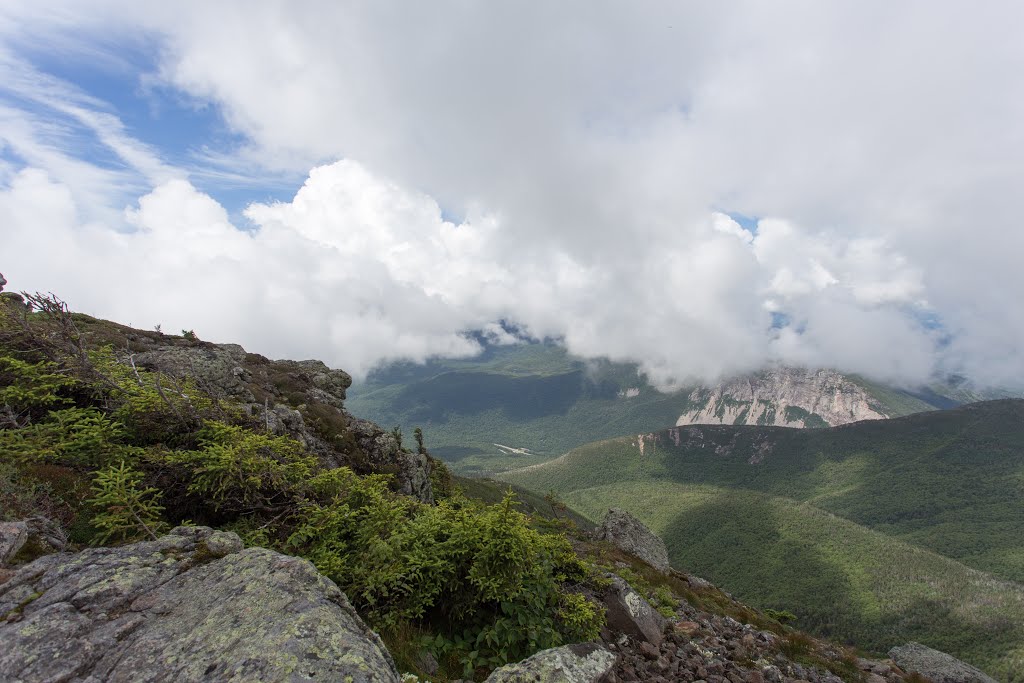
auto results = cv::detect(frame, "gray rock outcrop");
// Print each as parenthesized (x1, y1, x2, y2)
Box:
(0, 526, 400, 683)
(888, 642, 998, 683)
(597, 508, 670, 572)
(133, 343, 259, 402)
(601, 575, 668, 646)
(485, 643, 617, 682)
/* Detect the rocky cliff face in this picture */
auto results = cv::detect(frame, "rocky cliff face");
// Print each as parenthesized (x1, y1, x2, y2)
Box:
(676, 367, 887, 429)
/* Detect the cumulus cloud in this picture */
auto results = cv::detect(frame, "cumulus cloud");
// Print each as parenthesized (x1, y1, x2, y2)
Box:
(1, 1, 1023, 389)
(0, 158, 937, 386)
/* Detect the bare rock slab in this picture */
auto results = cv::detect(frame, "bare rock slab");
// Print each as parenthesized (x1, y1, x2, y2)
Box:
(889, 642, 998, 683)
(0, 526, 400, 683)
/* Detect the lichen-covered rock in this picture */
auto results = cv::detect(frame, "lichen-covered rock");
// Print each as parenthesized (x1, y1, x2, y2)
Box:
(597, 508, 670, 572)
(0, 526, 400, 683)
(485, 643, 617, 682)
(601, 575, 668, 646)
(277, 359, 353, 408)
(888, 642, 998, 683)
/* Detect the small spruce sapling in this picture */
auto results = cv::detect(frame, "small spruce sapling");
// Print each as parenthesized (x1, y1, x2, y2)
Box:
(88, 461, 167, 544)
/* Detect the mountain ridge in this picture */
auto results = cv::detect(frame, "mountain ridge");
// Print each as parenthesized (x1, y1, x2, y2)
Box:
(348, 341, 1012, 474)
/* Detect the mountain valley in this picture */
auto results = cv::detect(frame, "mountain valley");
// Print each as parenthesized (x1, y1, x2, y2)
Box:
(499, 402, 1024, 680)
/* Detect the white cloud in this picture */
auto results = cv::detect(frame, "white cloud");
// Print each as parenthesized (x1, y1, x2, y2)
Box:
(2, 1, 1024, 389)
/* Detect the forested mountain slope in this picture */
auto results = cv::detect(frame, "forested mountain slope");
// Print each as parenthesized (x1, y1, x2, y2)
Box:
(499, 401, 1024, 680)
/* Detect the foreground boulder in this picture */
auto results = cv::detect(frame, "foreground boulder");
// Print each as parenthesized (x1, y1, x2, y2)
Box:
(888, 643, 998, 683)
(601, 575, 668, 646)
(485, 643, 617, 683)
(0, 526, 400, 683)
(596, 508, 670, 573)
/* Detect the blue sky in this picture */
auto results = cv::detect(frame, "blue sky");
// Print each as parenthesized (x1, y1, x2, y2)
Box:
(1, 31, 301, 222)
(2, 1, 1023, 389)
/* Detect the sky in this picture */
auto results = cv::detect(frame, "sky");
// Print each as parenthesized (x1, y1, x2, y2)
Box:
(1, 1, 1023, 390)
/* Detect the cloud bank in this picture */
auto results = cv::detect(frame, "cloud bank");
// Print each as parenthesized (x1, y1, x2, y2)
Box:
(2, 1, 1023, 389)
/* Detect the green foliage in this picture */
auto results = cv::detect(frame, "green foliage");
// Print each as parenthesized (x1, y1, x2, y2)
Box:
(782, 405, 828, 429)
(88, 346, 217, 445)
(453, 476, 594, 531)
(88, 461, 168, 544)
(167, 421, 317, 512)
(779, 631, 817, 661)
(288, 490, 603, 674)
(765, 608, 798, 624)
(414, 426, 425, 454)
(428, 457, 456, 500)
(0, 352, 138, 469)
(0, 355, 75, 412)
(346, 346, 701, 475)
(25, 408, 134, 467)
(505, 436, 1024, 679)
(0, 458, 58, 522)
(651, 585, 678, 618)
(181, 329, 197, 341)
